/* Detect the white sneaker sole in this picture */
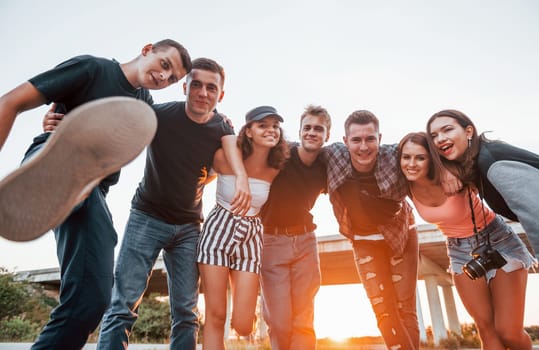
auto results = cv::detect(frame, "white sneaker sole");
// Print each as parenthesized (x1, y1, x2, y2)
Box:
(0, 96, 157, 241)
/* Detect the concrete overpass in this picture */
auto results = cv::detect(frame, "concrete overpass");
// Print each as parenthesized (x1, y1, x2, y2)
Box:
(16, 221, 534, 345)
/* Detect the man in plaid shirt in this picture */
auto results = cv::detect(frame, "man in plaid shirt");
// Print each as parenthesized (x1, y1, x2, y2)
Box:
(321, 110, 419, 350)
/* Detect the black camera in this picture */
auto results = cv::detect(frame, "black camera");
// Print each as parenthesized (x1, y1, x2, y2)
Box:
(462, 244, 507, 280)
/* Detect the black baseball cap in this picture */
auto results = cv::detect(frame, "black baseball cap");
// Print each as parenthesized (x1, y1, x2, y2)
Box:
(245, 106, 284, 123)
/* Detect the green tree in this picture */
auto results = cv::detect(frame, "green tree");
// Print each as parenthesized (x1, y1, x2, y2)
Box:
(0, 267, 57, 342)
(525, 325, 539, 341)
(0, 267, 28, 319)
(130, 293, 171, 343)
(459, 323, 481, 348)
(0, 317, 40, 342)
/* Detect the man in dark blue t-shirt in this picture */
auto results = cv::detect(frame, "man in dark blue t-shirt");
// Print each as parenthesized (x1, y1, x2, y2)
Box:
(0, 39, 191, 350)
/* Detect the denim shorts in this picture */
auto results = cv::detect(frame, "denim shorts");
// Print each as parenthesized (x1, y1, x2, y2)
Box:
(446, 215, 537, 282)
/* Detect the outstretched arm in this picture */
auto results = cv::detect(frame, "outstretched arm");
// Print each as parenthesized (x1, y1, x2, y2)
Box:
(0, 82, 47, 150)
(221, 135, 251, 216)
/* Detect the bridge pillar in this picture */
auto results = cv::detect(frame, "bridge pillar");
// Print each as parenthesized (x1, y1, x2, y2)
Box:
(424, 275, 446, 345)
(442, 285, 461, 335)
(416, 287, 428, 343)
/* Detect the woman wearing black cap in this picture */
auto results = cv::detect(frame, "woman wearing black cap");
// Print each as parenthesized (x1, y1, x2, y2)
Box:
(197, 106, 289, 349)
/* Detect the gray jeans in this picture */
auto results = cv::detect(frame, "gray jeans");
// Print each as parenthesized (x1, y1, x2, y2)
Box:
(260, 232, 320, 350)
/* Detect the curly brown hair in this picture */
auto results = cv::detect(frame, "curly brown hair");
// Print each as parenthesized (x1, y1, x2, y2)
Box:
(236, 122, 289, 170)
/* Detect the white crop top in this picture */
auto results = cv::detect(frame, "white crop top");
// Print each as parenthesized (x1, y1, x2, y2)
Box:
(216, 174, 271, 216)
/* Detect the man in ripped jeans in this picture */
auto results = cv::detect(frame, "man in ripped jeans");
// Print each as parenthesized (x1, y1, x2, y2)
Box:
(322, 110, 419, 350)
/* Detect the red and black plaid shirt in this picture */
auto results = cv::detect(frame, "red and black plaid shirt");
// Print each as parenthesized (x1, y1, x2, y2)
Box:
(321, 142, 415, 256)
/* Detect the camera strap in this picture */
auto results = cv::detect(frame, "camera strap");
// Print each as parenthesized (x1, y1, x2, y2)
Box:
(467, 186, 490, 246)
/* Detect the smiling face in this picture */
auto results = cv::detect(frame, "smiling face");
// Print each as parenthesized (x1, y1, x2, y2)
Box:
(246, 116, 281, 148)
(428, 116, 474, 161)
(299, 114, 330, 153)
(343, 122, 380, 173)
(400, 140, 430, 183)
(183, 68, 224, 120)
(138, 44, 188, 90)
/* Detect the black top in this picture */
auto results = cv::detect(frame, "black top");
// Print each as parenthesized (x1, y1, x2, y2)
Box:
(336, 168, 401, 234)
(260, 143, 327, 228)
(132, 101, 234, 224)
(28, 55, 153, 190)
(29, 55, 153, 111)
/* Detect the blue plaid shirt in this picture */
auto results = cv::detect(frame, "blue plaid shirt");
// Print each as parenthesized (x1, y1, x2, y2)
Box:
(321, 142, 415, 256)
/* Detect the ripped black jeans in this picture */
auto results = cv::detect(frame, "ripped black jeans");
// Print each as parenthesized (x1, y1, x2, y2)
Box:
(352, 228, 419, 350)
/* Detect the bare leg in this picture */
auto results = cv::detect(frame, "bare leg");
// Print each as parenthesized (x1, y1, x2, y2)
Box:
(453, 273, 505, 350)
(230, 270, 260, 336)
(491, 268, 532, 350)
(199, 263, 230, 350)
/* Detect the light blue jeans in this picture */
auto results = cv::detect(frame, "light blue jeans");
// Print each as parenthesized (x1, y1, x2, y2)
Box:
(97, 208, 201, 350)
(446, 215, 537, 282)
(260, 232, 321, 350)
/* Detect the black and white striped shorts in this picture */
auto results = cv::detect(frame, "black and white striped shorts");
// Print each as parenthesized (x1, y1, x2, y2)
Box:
(197, 204, 262, 273)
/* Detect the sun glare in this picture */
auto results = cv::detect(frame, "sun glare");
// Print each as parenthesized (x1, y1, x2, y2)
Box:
(327, 335, 348, 343)
(314, 284, 380, 339)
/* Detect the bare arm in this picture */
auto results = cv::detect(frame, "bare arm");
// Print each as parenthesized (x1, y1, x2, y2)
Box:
(221, 135, 251, 216)
(440, 168, 462, 195)
(0, 82, 47, 150)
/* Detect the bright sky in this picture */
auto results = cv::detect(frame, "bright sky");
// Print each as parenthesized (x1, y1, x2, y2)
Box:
(1, 0, 538, 338)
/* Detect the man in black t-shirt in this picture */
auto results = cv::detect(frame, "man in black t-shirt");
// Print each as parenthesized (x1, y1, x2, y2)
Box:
(0, 40, 191, 350)
(96, 58, 250, 350)
(259, 105, 331, 350)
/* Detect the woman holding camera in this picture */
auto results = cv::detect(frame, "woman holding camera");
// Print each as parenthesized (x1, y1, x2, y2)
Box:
(399, 132, 535, 350)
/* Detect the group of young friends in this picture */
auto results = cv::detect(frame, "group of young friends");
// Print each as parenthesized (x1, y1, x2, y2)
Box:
(0, 38, 538, 350)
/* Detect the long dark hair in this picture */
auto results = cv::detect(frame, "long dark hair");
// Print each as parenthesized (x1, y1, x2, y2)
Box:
(236, 122, 289, 170)
(426, 109, 485, 185)
(397, 132, 440, 184)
